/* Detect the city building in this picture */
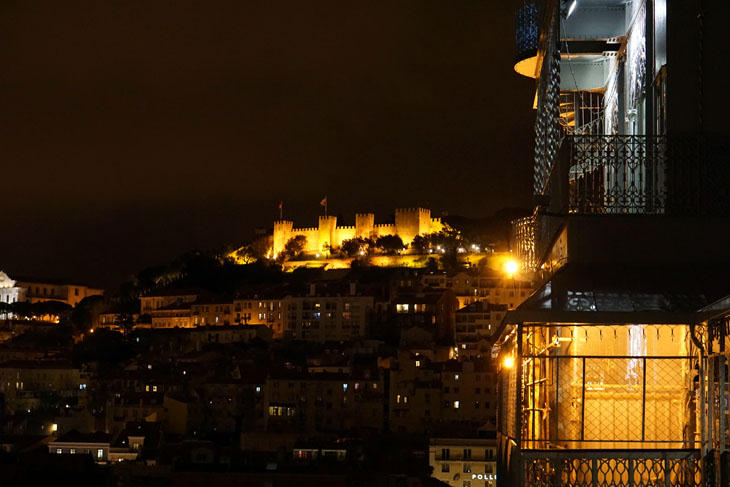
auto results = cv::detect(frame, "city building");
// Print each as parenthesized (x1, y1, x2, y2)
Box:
(282, 288, 375, 342)
(499, 0, 730, 486)
(429, 436, 497, 487)
(272, 207, 444, 257)
(422, 270, 533, 310)
(0, 271, 103, 307)
(0, 360, 86, 413)
(387, 352, 497, 433)
(454, 302, 506, 357)
(261, 366, 385, 434)
(233, 295, 285, 337)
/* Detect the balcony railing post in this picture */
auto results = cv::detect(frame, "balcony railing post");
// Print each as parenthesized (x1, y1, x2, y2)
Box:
(591, 455, 598, 487)
(642, 357, 647, 442)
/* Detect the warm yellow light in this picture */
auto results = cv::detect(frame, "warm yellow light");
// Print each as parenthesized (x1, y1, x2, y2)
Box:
(503, 356, 515, 369)
(504, 260, 519, 276)
(51, 423, 58, 432)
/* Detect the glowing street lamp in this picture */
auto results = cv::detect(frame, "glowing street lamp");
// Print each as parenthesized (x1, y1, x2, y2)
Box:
(504, 259, 519, 277)
(503, 356, 515, 369)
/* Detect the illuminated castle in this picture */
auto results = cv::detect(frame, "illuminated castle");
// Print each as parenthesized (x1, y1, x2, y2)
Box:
(272, 208, 443, 256)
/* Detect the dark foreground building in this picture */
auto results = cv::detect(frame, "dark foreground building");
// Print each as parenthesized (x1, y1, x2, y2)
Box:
(499, 0, 730, 486)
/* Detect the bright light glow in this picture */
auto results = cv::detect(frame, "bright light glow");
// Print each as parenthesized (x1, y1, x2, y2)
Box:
(51, 423, 58, 432)
(503, 356, 515, 369)
(567, 0, 577, 18)
(89, 328, 94, 333)
(504, 260, 519, 276)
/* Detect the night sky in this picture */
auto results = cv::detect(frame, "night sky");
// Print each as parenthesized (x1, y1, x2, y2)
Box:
(1, 0, 535, 288)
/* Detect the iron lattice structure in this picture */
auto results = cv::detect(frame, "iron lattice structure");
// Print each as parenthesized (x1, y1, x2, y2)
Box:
(533, 5, 562, 196)
(512, 216, 537, 272)
(515, 1, 540, 66)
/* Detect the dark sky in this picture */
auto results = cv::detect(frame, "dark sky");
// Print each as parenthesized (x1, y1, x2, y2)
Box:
(0, 0, 535, 288)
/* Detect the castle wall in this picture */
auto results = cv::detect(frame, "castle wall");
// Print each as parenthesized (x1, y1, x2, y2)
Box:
(355, 213, 375, 240)
(270, 208, 438, 256)
(290, 228, 319, 253)
(373, 224, 396, 238)
(318, 216, 337, 253)
(273, 220, 294, 256)
(395, 208, 431, 245)
(335, 226, 356, 246)
(429, 217, 444, 234)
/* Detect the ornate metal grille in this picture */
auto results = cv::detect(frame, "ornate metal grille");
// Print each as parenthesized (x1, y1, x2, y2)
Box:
(566, 135, 730, 216)
(522, 450, 702, 487)
(533, 5, 561, 195)
(568, 135, 667, 215)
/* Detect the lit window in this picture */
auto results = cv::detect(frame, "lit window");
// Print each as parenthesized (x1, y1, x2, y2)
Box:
(343, 384, 348, 391)
(455, 374, 460, 380)
(256, 386, 261, 393)
(56, 448, 62, 454)
(79, 383, 87, 390)
(97, 449, 104, 459)
(396, 394, 401, 403)
(454, 400, 460, 409)
(70, 449, 76, 454)
(396, 304, 409, 313)
(415, 360, 421, 367)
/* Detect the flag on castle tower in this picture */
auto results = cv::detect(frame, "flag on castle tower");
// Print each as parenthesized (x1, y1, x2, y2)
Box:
(278, 201, 282, 210)
(319, 196, 327, 207)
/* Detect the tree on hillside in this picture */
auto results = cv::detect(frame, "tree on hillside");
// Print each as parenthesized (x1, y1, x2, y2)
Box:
(282, 235, 307, 260)
(425, 257, 439, 273)
(340, 237, 374, 257)
(411, 234, 430, 253)
(375, 235, 405, 255)
(235, 245, 257, 264)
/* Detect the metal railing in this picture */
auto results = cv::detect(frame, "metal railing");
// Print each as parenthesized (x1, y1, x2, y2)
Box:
(561, 135, 730, 217)
(522, 449, 702, 487)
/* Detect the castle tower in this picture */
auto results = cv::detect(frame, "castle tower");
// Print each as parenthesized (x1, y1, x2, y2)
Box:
(272, 220, 294, 256)
(318, 215, 337, 253)
(395, 207, 431, 245)
(355, 213, 375, 240)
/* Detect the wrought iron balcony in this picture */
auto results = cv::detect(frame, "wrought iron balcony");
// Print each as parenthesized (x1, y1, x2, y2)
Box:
(521, 449, 701, 487)
(545, 135, 730, 217)
(512, 135, 730, 271)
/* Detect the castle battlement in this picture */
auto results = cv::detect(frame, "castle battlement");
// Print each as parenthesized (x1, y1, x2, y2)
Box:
(395, 207, 430, 213)
(271, 207, 442, 255)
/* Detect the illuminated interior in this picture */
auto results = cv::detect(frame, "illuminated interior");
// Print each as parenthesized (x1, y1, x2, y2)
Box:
(502, 323, 697, 450)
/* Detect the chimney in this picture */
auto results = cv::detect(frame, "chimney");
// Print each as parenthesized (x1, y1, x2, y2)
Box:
(349, 282, 356, 295)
